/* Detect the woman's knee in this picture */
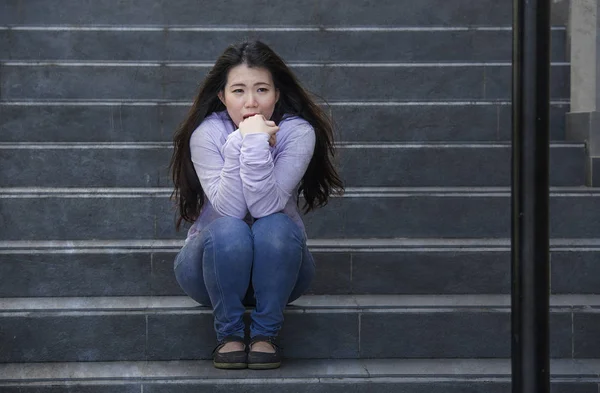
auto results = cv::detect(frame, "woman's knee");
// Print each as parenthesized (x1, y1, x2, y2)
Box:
(252, 213, 303, 247)
(173, 217, 252, 304)
(252, 214, 304, 270)
(208, 216, 252, 237)
(206, 216, 253, 255)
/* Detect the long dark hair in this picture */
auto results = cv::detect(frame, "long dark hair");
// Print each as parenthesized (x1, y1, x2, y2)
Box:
(170, 40, 344, 229)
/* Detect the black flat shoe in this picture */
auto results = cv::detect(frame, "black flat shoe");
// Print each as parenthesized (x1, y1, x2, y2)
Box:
(212, 335, 247, 369)
(247, 335, 281, 370)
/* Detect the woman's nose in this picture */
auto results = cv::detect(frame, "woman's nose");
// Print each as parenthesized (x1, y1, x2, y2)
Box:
(244, 94, 258, 107)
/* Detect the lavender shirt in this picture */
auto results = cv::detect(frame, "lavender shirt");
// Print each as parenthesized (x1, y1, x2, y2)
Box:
(186, 110, 316, 241)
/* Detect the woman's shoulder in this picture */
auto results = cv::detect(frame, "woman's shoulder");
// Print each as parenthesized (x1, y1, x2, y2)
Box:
(279, 114, 314, 135)
(276, 115, 315, 152)
(198, 111, 231, 131)
(190, 111, 233, 142)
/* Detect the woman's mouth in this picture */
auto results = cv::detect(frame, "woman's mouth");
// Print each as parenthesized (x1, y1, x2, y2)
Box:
(243, 113, 259, 120)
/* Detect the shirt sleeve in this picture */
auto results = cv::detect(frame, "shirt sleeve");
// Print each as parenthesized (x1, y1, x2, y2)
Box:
(189, 123, 248, 218)
(239, 122, 316, 218)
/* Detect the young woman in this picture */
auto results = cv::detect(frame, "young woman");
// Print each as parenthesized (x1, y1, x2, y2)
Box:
(170, 40, 343, 370)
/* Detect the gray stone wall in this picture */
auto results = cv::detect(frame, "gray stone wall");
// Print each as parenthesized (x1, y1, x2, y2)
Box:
(567, 0, 600, 185)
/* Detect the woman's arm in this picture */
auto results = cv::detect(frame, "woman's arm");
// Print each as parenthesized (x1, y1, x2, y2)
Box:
(239, 121, 316, 218)
(189, 123, 248, 218)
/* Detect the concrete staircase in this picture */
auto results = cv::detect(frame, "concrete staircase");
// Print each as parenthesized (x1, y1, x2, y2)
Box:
(2, 0, 600, 391)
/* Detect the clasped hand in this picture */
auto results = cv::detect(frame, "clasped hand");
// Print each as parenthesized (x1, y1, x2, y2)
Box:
(239, 114, 279, 147)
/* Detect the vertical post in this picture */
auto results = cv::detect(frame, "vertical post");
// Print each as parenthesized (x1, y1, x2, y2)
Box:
(511, 0, 551, 392)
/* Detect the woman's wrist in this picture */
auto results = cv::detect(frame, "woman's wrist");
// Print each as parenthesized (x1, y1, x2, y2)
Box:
(242, 132, 270, 142)
(240, 128, 269, 137)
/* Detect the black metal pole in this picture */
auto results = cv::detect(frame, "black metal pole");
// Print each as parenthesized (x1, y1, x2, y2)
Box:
(511, 0, 551, 392)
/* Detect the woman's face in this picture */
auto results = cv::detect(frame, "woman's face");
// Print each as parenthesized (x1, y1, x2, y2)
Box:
(219, 64, 280, 127)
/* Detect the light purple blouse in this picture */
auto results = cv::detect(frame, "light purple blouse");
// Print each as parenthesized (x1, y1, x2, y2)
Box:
(186, 110, 316, 241)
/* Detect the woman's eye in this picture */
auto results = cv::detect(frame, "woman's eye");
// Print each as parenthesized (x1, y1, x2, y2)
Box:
(257, 88, 268, 93)
(232, 89, 243, 93)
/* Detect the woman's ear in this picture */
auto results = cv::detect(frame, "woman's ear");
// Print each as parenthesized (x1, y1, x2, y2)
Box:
(275, 89, 280, 103)
(218, 91, 225, 105)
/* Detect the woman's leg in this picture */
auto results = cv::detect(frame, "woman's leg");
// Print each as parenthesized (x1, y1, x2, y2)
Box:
(174, 216, 254, 341)
(249, 213, 315, 339)
(287, 242, 316, 304)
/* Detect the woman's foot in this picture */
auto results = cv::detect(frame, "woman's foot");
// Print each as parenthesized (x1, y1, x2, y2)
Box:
(247, 336, 281, 370)
(218, 341, 245, 353)
(213, 336, 247, 369)
(250, 341, 276, 353)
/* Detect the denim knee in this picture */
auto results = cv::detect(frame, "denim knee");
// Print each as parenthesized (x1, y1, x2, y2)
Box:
(204, 217, 254, 275)
(202, 217, 254, 284)
(173, 216, 252, 306)
(252, 213, 303, 249)
(208, 216, 253, 243)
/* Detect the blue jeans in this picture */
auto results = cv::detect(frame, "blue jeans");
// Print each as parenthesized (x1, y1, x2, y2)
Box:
(174, 213, 315, 341)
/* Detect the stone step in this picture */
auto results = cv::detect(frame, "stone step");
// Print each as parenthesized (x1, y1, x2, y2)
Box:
(1, 0, 514, 26)
(0, 28, 567, 63)
(0, 295, 598, 362)
(1, 239, 599, 297)
(1, 187, 599, 240)
(0, 62, 570, 101)
(0, 358, 598, 393)
(0, 101, 570, 143)
(0, 143, 585, 187)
